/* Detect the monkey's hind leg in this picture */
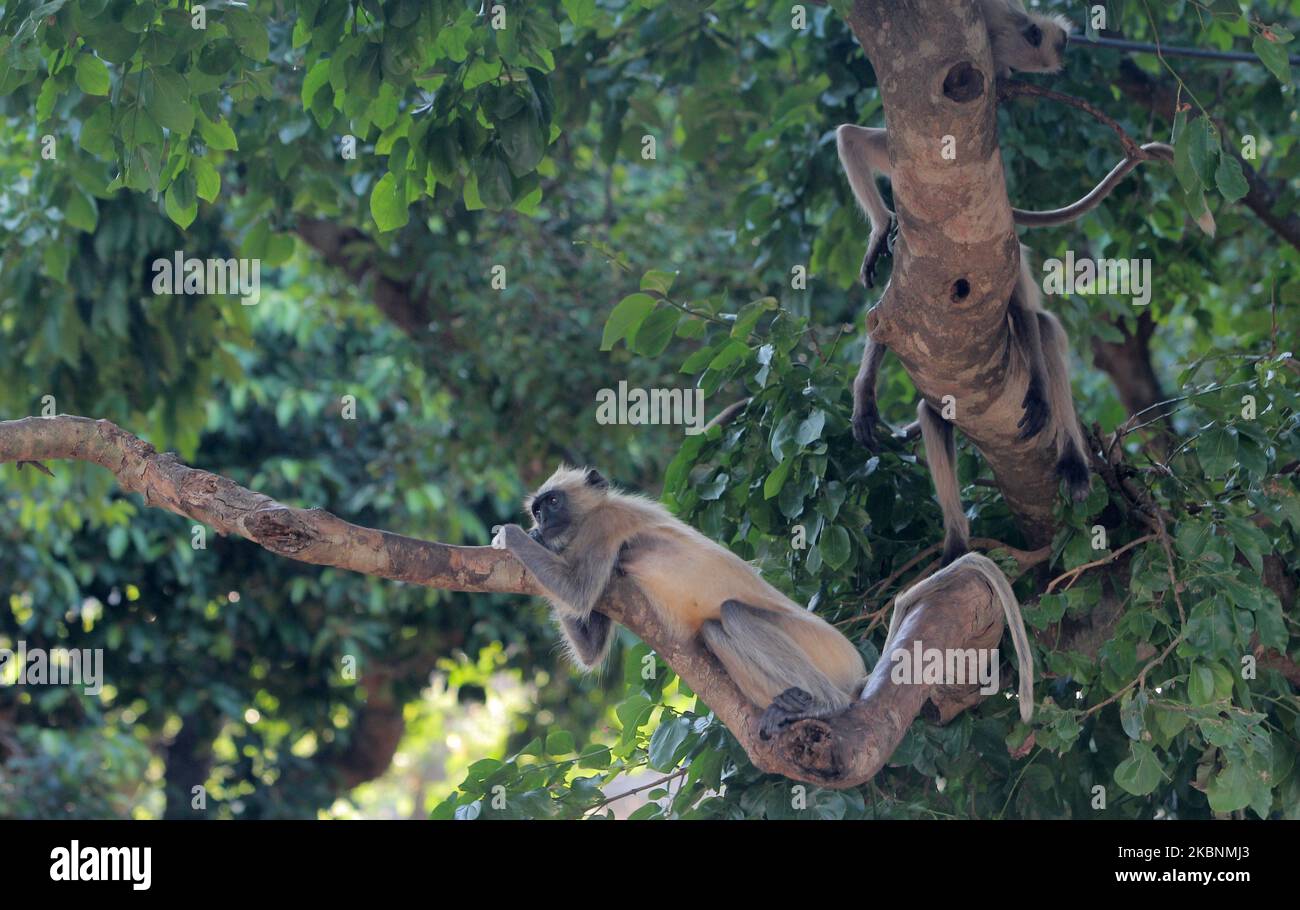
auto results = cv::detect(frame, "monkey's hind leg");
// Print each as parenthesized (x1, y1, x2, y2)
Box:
(916, 399, 970, 566)
(700, 600, 852, 740)
(1007, 286, 1051, 441)
(1036, 311, 1091, 502)
(558, 611, 613, 670)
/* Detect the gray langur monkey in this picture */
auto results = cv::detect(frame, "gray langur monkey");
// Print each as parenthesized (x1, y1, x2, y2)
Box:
(492, 465, 867, 738)
(838, 2, 1212, 458)
(913, 245, 1089, 571)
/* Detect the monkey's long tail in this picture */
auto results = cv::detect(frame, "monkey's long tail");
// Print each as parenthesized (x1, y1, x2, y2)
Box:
(1011, 142, 1215, 238)
(886, 552, 1034, 723)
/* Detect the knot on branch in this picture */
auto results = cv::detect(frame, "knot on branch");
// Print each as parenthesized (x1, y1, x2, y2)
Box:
(942, 62, 984, 103)
(244, 508, 316, 555)
(96, 418, 157, 460)
(768, 718, 843, 781)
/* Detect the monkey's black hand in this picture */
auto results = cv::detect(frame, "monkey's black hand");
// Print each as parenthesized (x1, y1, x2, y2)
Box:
(1016, 380, 1050, 441)
(759, 687, 817, 740)
(859, 216, 897, 289)
(851, 402, 881, 452)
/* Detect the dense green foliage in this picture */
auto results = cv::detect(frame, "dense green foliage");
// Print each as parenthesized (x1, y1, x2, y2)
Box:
(1, 0, 1297, 819)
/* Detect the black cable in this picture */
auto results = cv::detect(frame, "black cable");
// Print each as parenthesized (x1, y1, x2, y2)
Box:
(1074, 34, 1300, 66)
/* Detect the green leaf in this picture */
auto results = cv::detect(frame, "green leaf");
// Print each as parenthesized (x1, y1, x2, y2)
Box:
(385, 0, 423, 29)
(1214, 155, 1248, 202)
(795, 410, 825, 446)
(164, 175, 197, 229)
(369, 172, 409, 232)
(1253, 34, 1292, 85)
(680, 344, 715, 373)
(731, 298, 774, 339)
(545, 730, 574, 755)
(1197, 426, 1237, 477)
(1189, 664, 1217, 706)
(225, 9, 270, 60)
(198, 114, 238, 150)
(302, 59, 330, 110)
(64, 190, 97, 232)
(630, 307, 679, 357)
(763, 458, 793, 500)
(147, 69, 194, 136)
(1174, 115, 1217, 194)
(769, 411, 798, 461)
(75, 54, 110, 95)
(1114, 741, 1163, 796)
(192, 157, 221, 203)
(498, 106, 546, 176)
(79, 104, 114, 157)
(1207, 761, 1253, 812)
(820, 524, 851, 570)
(640, 270, 676, 295)
(561, 0, 596, 27)
(578, 744, 611, 769)
(601, 293, 656, 351)
(707, 339, 750, 371)
(475, 152, 515, 209)
(647, 716, 690, 771)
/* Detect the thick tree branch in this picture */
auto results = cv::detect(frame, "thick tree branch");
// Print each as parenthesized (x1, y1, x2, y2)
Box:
(295, 217, 434, 336)
(1090, 311, 1175, 452)
(1, 414, 1015, 787)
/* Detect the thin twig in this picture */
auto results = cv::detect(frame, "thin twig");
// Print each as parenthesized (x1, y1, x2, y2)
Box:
(1045, 534, 1158, 595)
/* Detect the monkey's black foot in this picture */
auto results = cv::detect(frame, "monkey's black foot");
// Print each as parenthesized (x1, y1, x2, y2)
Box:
(1056, 450, 1091, 502)
(851, 404, 881, 451)
(859, 217, 897, 289)
(1016, 384, 1050, 441)
(759, 687, 818, 740)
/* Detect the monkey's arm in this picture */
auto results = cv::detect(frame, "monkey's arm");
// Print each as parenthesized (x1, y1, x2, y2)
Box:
(836, 124, 898, 287)
(492, 524, 616, 617)
(1012, 143, 1214, 235)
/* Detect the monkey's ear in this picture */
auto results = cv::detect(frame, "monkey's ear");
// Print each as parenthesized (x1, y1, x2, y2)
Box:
(585, 468, 609, 489)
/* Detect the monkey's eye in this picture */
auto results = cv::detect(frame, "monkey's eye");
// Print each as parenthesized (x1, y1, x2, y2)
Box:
(1024, 24, 1042, 47)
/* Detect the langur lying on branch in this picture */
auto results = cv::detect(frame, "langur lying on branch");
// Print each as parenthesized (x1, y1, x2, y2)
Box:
(493, 466, 1035, 736)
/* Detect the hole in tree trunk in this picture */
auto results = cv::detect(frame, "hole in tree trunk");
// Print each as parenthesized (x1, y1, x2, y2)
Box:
(951, 278, 971, 300)
(942, 62, 984, 103)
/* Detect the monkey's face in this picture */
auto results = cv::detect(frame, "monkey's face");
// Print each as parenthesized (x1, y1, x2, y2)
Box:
(1009, 14, 1071, 73)
(529, 488, 573, 549)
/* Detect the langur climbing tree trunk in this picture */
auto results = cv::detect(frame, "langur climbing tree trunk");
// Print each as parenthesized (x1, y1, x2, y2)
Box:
(842, 0, 1066, 544)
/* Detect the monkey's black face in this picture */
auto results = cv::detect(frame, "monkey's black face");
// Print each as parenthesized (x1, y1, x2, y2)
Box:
(530, 489, 572, 548)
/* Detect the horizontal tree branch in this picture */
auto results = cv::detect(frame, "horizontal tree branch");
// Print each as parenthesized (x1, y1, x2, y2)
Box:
(1, 414, 1016, 787)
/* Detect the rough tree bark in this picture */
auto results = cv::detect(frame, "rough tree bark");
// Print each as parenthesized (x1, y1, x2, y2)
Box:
(843, 0, 1064, 544)
(0, 414, 1012, 788)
